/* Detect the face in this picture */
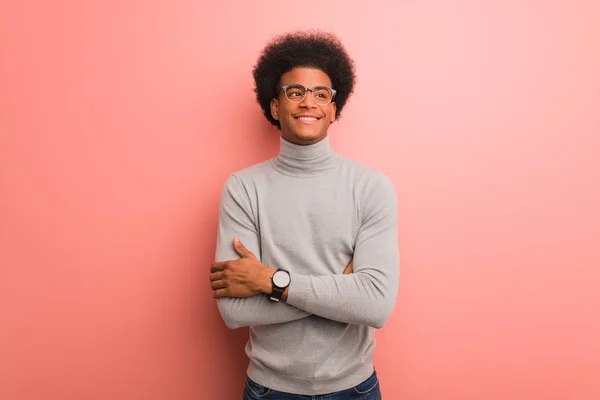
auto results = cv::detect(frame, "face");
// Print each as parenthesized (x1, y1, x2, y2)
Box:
(270, 68, 337, 146)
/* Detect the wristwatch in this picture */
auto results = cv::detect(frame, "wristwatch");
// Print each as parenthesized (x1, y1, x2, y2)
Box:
(269, 269, 290, 302)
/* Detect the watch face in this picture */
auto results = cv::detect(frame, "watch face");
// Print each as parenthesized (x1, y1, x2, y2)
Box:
(273, 270, 290, 287)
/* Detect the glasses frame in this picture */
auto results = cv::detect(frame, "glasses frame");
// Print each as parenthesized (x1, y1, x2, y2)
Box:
(278, 84, 337, 105)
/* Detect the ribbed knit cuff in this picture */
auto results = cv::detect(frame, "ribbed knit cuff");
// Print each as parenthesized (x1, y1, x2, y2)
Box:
(286, 272, 311, 310)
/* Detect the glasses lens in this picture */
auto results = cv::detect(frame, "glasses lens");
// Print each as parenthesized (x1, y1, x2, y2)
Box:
(284, 85, 306, 102)
(312, 86, 333, 104)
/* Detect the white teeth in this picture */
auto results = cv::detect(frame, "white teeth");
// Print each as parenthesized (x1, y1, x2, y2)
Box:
(298, 117, 317, 121)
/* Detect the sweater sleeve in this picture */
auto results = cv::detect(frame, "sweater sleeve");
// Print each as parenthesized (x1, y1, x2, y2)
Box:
(285, 175, 400, 329)
(214, 175, 312, 329)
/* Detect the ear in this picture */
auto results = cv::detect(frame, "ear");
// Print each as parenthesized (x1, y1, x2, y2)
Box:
(270, 98, 280, 121)
(330, 102, 337, 124)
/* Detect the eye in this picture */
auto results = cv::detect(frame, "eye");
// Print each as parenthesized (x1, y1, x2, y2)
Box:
(285, 85, 306, 98)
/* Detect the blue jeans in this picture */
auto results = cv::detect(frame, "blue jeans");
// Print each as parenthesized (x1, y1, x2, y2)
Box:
(243, 369, 382, 400)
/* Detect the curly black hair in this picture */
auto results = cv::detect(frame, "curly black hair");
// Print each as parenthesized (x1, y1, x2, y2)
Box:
(252, 30, 356, 129)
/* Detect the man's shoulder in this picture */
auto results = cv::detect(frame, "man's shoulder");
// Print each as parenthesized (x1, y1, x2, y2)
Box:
(220, 158, 274, 195)
(229, 158, 274, 181)
(338, 155, 397, 213)
(338, 154, 395, 189)
(218, 159, 274, 205)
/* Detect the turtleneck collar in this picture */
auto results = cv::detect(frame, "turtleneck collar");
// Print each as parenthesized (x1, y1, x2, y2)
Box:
(271, 135, 338, 177)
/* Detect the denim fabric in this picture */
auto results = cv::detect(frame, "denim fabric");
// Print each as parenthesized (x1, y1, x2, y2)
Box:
(243, 369, 382, 400)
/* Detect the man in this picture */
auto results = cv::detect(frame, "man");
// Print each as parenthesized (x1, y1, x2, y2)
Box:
(210, 30, 399, 399)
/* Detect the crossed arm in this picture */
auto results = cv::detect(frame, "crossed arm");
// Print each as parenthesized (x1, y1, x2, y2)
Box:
(210, 174, 399, 329)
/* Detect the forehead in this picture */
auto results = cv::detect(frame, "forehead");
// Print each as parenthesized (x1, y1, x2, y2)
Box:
(279, 68, 332, 87)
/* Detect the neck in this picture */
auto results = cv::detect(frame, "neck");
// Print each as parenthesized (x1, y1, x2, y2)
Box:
(272, 135, 338, 177)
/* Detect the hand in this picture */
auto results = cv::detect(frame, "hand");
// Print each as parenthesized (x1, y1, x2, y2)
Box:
(210, 237, 273, 299)
(343, 259, 353, 274)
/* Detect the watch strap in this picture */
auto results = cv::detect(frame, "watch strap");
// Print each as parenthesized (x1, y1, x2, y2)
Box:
(269, 285, 285, 302)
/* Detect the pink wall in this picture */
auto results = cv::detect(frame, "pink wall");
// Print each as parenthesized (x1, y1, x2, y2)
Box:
(1, 1, 599, 399)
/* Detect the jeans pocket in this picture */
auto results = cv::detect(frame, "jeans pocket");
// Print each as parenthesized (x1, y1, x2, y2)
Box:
(352, 369, 380, 395)
(245, 378, 273, 399)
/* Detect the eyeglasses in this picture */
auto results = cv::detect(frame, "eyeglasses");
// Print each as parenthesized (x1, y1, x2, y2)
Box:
(279, 84, 337, 105)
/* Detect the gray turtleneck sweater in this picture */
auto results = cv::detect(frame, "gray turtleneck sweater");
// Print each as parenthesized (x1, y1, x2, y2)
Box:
(215, 135, 399, 395)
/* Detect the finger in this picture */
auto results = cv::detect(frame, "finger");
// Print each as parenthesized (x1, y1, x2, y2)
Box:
(213, 288, 228, 299)
(233, 237, 256, 259)
(209, 271, 226, 282)
(210, 262, 227, 273)
(343, 260, 353, 274)
(211, 279, 228, 290)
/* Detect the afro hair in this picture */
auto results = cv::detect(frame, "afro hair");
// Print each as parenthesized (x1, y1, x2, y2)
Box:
(252, 30, 356, 129)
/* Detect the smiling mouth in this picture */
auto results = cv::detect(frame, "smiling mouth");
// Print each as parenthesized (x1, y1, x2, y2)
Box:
(294, 116, 322, 123)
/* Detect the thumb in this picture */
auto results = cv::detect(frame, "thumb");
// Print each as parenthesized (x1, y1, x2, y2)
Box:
(233, 237, 255, 259)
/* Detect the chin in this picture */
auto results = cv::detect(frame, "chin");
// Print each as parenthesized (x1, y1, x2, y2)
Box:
(296, 134, 319, 142)
(290, 130, 325, 143)
(280, 122, 327, 144)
